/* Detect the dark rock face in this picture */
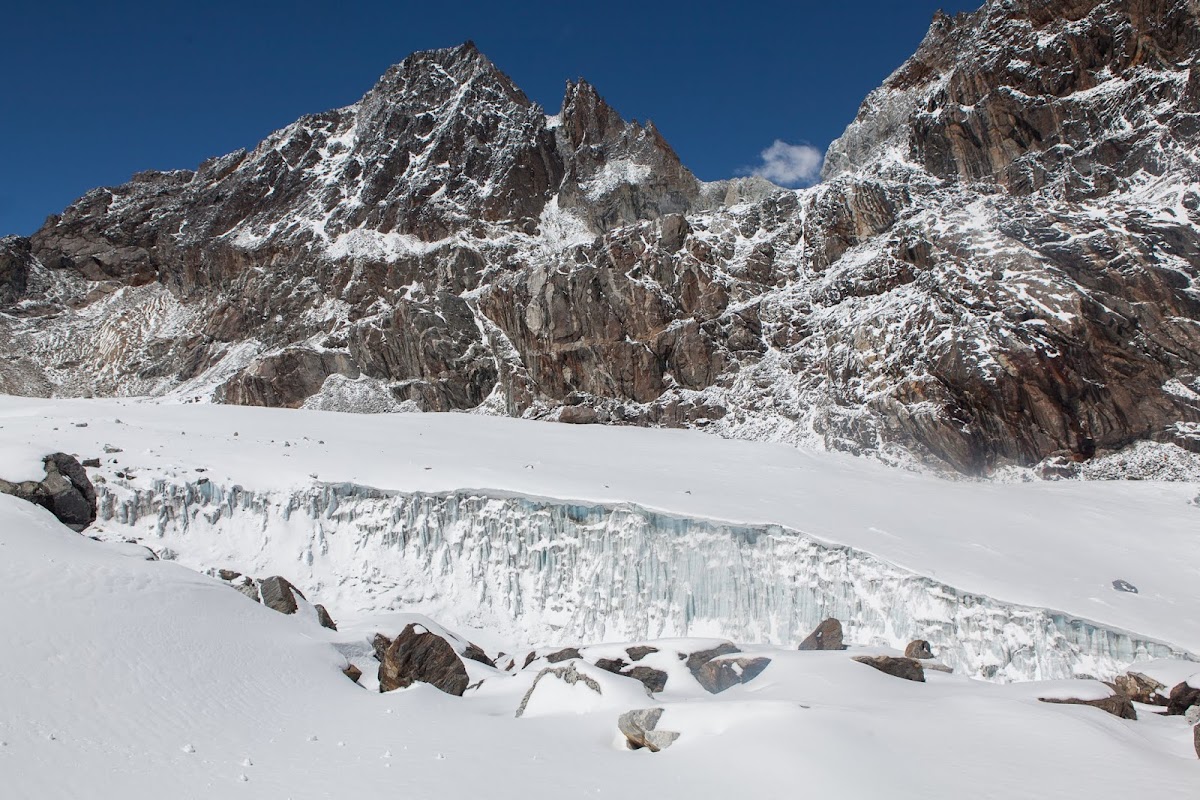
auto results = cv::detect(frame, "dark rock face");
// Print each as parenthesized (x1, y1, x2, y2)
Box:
(378, 623, 470, 695)
(798, 619, 845, 651)
(695, 656, 772, 694)
(904, 640, 935, 660)
(342, 663, 362, 684)
(1166, 681, 1200, 716)
(618, 708, 680, 752)
(852, 655, 926, 683)
(1039, 693, 1138, 720)
(0, 453, 97, 531)
(5, 3, 1200, 476)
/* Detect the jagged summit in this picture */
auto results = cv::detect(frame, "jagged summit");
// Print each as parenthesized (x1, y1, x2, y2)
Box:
(2, 0, 1199, 477)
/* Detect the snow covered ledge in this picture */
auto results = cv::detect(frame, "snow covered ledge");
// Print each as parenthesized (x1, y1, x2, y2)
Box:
(95, 479, 1191, 683)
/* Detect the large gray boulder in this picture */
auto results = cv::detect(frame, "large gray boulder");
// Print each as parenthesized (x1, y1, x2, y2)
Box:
(0, 453, 97, 531)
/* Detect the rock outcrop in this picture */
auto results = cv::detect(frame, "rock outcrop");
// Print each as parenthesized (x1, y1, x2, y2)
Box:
(0, 453, 97, 531)
(4, 1, 1200, 477)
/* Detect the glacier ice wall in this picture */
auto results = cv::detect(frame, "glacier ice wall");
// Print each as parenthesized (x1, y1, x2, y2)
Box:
(96, 480, 1190, 682)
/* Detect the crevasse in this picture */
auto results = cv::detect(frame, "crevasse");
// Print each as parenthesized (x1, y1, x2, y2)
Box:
(96, 479, 1189, 682)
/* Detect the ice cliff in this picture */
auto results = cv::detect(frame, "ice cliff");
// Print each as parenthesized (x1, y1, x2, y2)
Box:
(96, 478, 1190, 682)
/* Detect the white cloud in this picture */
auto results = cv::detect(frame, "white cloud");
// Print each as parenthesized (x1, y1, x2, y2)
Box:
(750, 140, 823, 186)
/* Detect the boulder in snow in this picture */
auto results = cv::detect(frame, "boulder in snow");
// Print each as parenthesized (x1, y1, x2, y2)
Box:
(852, 655, 925, 683)
(594, 657, 628, 674)
(257, 576, 303, 615)
(624, 666, 668, 693)
(1039, 694, 1137, 720)
(696, 656, 771, 694)
(798, 618, 845, 651)
(342, 664, 362, 684)
(684, 642, 740, 674)
(626, 645, 658, 661)
(618, 708, 679, 752)
(904, 640, 934, 660)
(545, 647, 583, 664)
(1166, 680, 1200, 716)
(314, 604, 337, 631)
(378, 623, 470, 696)
(1109, 672, 1166, 706)
(0, 453, 97, 531)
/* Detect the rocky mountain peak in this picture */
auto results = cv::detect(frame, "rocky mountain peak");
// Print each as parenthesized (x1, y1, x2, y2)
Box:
(4, 6, 1199, 477)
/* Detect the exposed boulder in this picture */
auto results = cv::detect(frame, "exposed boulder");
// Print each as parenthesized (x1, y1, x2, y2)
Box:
(684, 642, 740, 674)
(798, 618, 845, 651)
(624, 666, 668, 694)
(904, 640, 934, 660)
(257, 576, 303, 615)
(1109, 672, 1166, 706)
(626, 646, 659, 662)
(1166, 680, 1200, 716)
(461, 643, 497, 668)
(378, 623, 470, 696)
(545, 647, 583, 664)
(1039, 694, 1137, 720)
(0, 453, 98, 531)
(1194, 723, 1199, 759)
(696, 656, 771, 694)
(618, 708, 680, 752)
(314, 604, 338, 631)
(594, 658, 628, 674)
(852, 656, 926, 683)
(342, 664, 362, 684)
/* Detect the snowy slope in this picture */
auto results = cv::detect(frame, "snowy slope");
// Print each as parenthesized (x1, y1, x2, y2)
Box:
(1, 396, 1196, 671)
(1, 493, 1197, 799)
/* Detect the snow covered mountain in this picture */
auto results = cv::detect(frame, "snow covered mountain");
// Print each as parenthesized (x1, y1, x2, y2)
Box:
(2, 0, 1200, 477)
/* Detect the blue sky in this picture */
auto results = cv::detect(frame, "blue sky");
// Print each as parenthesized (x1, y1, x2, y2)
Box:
(1, 1, 979, 236)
